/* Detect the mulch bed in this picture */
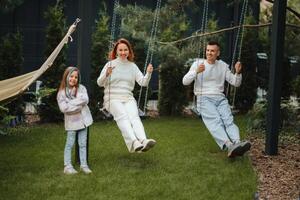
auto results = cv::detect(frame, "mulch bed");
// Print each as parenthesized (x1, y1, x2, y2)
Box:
(248, 134, 300, 200)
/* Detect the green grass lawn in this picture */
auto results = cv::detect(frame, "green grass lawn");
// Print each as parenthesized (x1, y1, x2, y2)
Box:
(0, 116, 257, 200)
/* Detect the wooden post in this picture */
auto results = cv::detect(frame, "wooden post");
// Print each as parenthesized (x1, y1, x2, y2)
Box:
(77, 0, 92, 91)
(266, 0, 287, 155)
(75, 0, 92, 164)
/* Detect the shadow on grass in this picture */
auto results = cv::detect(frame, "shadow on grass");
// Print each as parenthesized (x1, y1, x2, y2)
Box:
(116, 153, 159, 169)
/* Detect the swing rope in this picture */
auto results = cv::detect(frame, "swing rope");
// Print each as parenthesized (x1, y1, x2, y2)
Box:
(137, 0, 162, 115)
(198, 0, 209, 59)
(226, 0, 248, 109)
(99, 0, 119, 118)
(109, 0, 119, 51)
(192, 0, 209, 115)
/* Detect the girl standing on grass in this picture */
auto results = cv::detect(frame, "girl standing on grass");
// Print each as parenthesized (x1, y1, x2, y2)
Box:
(57, 66, 93, 174)
(97, 38, 156, 153)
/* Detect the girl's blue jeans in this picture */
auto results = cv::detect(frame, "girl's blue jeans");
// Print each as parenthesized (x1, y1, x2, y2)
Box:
(64, 127, 88, 167)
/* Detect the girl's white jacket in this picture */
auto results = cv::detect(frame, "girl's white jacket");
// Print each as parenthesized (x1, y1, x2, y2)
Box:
(57, 84, 93, 131)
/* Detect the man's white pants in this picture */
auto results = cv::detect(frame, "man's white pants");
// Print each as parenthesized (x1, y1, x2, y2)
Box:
(108, 99, 147, 152)
(198, 95, 240, 149)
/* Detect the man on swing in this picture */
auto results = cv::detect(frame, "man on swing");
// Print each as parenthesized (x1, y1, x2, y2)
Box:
(182, 41, 251, 158)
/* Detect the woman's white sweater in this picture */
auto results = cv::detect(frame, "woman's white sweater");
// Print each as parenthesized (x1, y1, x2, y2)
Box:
(182, 59, 242, 96)
(97, 57, 151, 104)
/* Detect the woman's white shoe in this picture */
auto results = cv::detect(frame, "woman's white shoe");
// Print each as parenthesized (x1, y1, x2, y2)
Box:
(141, 139, 156, 152)
(133, 140, 143, 152)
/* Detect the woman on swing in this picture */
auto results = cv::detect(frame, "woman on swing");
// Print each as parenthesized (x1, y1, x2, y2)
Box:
(97, 38, 156, 153)
(183, 41, 251, 158)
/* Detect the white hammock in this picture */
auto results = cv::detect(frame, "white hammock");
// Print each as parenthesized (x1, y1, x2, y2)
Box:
(0, 18, 80, 103)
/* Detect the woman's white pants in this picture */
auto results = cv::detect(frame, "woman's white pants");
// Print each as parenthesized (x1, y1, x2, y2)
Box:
(108, 99, 147, 152)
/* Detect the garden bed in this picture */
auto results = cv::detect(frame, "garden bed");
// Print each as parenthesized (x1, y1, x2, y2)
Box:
(249, 134, 300, 200)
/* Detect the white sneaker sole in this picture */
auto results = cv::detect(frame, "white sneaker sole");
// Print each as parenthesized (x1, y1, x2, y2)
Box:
(64, 170, 78, 175)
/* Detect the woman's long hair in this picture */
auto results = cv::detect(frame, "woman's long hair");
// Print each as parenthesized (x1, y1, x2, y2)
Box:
(108, 38, 134, 62)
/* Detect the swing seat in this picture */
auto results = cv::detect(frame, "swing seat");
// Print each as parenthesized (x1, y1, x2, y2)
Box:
(230, 106, 239, 115)
(191, 106, 200, 116)
(99, 108, 113, 120)
(191, 106, 202, 118)
(138, 108, 147, 119)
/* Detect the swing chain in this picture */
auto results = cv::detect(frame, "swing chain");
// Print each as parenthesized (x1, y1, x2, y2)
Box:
(99, 0, 119, 119)
(109, 0, 119, 51)
(227, 0, 248, 110)
(193, 0, 209, 116)
(137, 0, 162, 114)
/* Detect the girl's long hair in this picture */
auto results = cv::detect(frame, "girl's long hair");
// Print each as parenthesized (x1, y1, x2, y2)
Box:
(58, 66, 80, 96)
(108, 38, 134, 62)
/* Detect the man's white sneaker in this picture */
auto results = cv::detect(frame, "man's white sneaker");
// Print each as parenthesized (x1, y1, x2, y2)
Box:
(80, 166, 92, 174)
(238, 141, 251, 155)
(64, 166, 78, 175)
(141, 139, 156, 152)
(227, 141, 251, 158)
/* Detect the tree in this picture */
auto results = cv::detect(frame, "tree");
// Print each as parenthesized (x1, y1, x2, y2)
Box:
(158, 44, 188, 115)
(285, 0, 300, 99)
(233, 16, 258, 112)
(90, 3, 110, 118)
(0, 31, 23, 81)
(114, 4, 158, 111)
(38, 0, 66, 122)
(285, 0, 300, 56)
(258, 0, 300, 99)
(0, 0, 23, 13)
(0, 31, 24, 118)
(116, 0, 195, 115)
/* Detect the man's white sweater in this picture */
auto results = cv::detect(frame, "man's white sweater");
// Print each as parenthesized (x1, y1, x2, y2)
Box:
(97, 57, 151, 104)
(182, 59, 242, 96)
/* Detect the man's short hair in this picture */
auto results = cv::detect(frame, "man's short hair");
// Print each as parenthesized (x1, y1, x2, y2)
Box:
(207, 41, 220, 48)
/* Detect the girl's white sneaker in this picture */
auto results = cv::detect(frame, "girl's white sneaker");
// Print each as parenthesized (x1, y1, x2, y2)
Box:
(64, 166, 78, 175)
(80, 166, 92, 174)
